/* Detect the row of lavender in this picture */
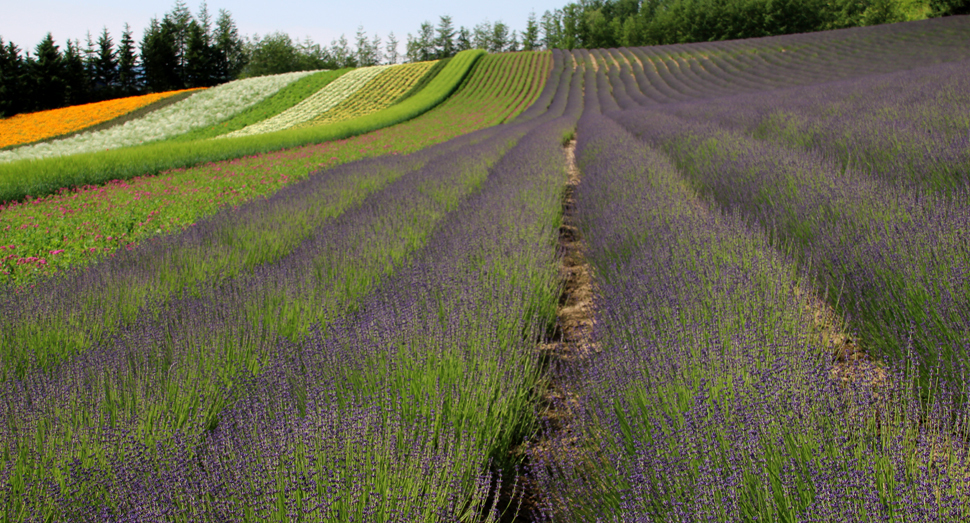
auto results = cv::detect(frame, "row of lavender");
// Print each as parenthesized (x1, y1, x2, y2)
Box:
(599, 16, 970, 107)
(652, 59, 970, 194)
(0, 52, 584, 520)
(533, 50, 970, 520)
(0, 50, 572, 380)
(612, 104, 970, 390)
(588, 18, 970, 392)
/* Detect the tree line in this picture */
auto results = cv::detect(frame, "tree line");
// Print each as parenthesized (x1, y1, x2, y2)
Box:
(0, 2, 249, 117)
(0, 1, 399, 117)
(4, 0, 968, 118)
(403, 15, 543, 62)
(534, 0, 970, 50)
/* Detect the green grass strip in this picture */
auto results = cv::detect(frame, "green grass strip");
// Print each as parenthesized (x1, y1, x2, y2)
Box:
(0, 50, 484, 205)
(391, 57, 451, 106)
(169, 69, 352, 143)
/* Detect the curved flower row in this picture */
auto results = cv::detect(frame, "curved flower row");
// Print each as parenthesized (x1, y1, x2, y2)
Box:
(0, 71, 314, 163)
(0, 88, 205, 149)
(223, 65, 392, 138)
(299, 61, 436, 128)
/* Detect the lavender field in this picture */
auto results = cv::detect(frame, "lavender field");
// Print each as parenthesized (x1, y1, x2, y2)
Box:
(2, 16, 970, 522)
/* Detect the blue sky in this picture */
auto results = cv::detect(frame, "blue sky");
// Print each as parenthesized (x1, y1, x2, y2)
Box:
(2, 0, 564, 54)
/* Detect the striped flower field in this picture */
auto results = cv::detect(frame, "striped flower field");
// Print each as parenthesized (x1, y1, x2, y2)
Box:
(2, 16, 970, 522)
(0, 88, 205, 150)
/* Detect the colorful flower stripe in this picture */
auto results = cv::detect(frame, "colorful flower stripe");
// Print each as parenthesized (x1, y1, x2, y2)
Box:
(0, 70, 314, 163)
(299, 61, 435, 127)
(223, 65, 393, 138)
(0, 52, 553, 286)
(0, 88, 204, 149)
(169, 69, 350, 142)
(0, 62, 576, 518)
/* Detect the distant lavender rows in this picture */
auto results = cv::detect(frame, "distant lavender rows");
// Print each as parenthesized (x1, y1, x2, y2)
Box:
(598, 28, 970, 384)
(651, 59, 970, 193)
(0, 51, 573, 378)
(0, 51, 584, 520)
(537, 92, 970, 523)
(597, 16, 970, 107)
(612, 106, 970, 382)
(533, 21, 970, 521)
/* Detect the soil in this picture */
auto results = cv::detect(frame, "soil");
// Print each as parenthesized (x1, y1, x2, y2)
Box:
(496, 138, 598, 522)
(799, 288, 887, 390)
(492, 140, 890, 521)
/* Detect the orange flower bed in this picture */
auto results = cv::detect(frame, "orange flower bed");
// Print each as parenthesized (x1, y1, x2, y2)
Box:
(0, 88, 206, 149)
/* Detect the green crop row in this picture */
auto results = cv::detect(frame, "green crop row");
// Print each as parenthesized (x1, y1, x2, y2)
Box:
(391, 58, 451, 106)
(169, 69, 352, 142)
(0, 50, 554, 289)
(299, 61, 436, 128)
(0, 50, 484, 206)
(439, 51, 552, 126)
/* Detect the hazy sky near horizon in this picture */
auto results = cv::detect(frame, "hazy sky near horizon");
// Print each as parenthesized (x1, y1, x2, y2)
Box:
(2, 0, 563, 54)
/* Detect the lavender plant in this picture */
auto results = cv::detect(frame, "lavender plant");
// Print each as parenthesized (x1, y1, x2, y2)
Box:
(533, 109, 970, 522)
(657, 60, 970, 193)
(610, 107, 970, 392)
(0, 53, 584, 521)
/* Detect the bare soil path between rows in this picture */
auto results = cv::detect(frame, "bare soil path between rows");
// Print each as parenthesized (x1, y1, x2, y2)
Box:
(491, 137, 889, 521)
(494, 138, 598, 522)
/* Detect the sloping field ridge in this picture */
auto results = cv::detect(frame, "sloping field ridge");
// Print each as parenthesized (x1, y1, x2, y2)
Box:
(0, 50, 484, 205)
(169, 69, 352, 142)
(0, 88, 205, 149)
(297, 61, 437, 128)
(0, 51, 550, 288)
(223, 65, 393, 137)
(0, 71, 314, 163)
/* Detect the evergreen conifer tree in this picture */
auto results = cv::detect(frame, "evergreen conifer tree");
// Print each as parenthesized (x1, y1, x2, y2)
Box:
(141, 16, 181, 91)
(330, 34, 356, 68)
(213, 8, 247, 82)
(435, 15, 456, 58)
(0, 38, 28, 116)
(117, 24, 140, 95)
(93, 27, 118, 99)
(455, 27, 472, 52)
(472, 21, 493, 50)
(523, 11, 540, 51)
(63, 39, 90, 105)
(166, 0, 193, 83)
(384, 32, 400, 64)
(490, 21, 510, 53)
(356, 26, 380, 66)
(186, 3, 215, 87)
(406, 22, 436, 62)
(30, 33, 67, 110)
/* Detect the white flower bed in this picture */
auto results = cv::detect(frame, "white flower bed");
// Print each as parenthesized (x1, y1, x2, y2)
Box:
(223, 65, 392, 138)
(0, 70, 315, 163)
